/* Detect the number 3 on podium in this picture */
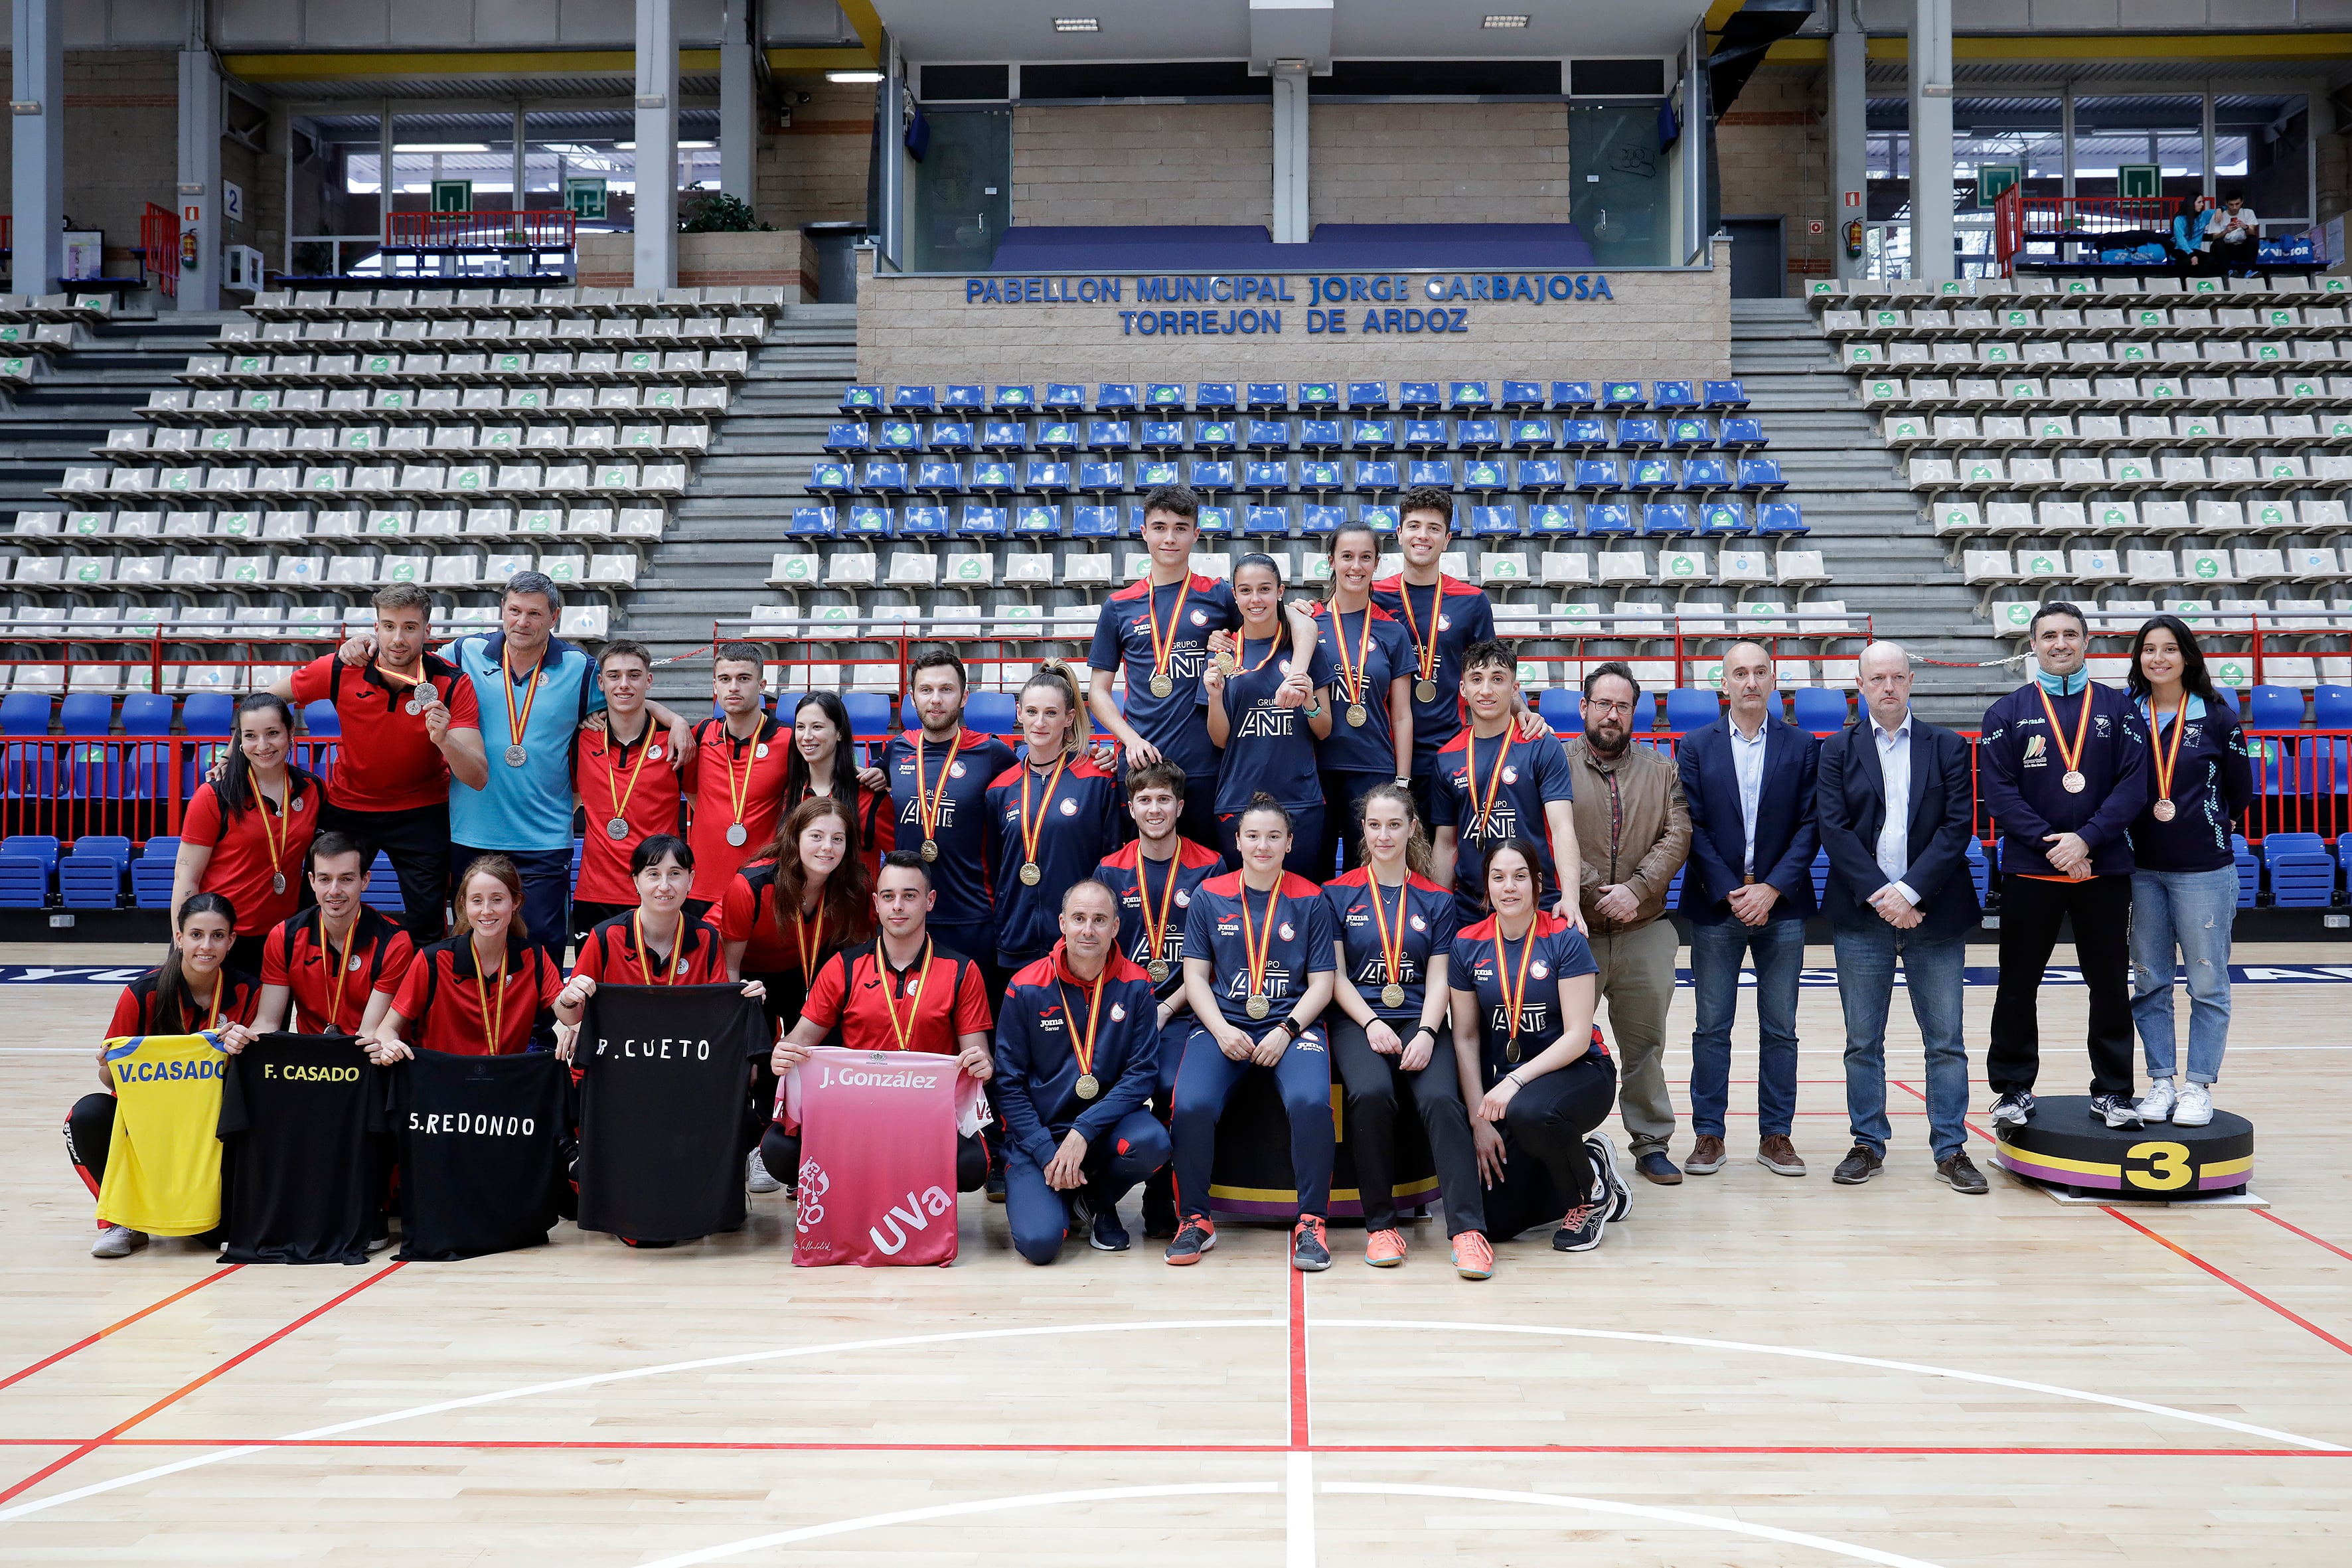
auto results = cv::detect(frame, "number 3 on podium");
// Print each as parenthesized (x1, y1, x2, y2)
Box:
(2124, 1140, 2193, 1192)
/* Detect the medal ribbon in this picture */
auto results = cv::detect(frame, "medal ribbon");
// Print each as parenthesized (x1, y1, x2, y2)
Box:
(1364, 875, 1409, 998)
(1237, 882, 1280, 1004)
(1145, 576, 1192, 690)
(1056, 970, 1106, 1083)
(502, 645, 544, 755)
(722, 721, 759, 829)
(2034, 683, 2094, 781)
(878, 937, 934, 1052)
(374, 663, 426, 705)
(1395, 580, 1442, 683)
(915, 728, 964, 844)
(1328, 605, 1374, 706)
(253, 775, 292, 892)
(1466, 730, 1512, 837)
(200, 971, 225, 1033)
(631, 909, 688, 986)
(2149, 699, 2189, 806)
(1138, 853, 1182, 971)
(792, 903, 826, 976)
(1243, 633, 1284, 675)
(473, 941, 509, 1055)
(322, 915, 360, 1032)
(603, 720, 653, 828)
(1494, 918, 1539, 1059)
(1018, 753, 1071, 871)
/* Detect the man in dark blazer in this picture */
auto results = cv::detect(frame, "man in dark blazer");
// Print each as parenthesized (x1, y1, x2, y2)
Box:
(1816, 642, 1988, 1196)
(1676, 641, 1820, 1179)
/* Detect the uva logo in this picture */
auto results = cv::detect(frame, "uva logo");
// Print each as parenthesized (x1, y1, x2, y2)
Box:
(1409, 913, 1427, 931)
(1109, 1003, 1127, 1021)
(950, 761, 967, 778)
(794, 1160, 829, 1230)
(870, 1186, 955, 1254)
(1174, 889, 1192, 906)
(1191, 609, 1209, 627)
(1059, 798, 1079, 816)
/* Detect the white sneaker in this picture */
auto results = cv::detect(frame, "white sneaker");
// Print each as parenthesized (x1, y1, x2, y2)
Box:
(91, 1225, 147, 1259)
(745, 1149, 783, 1194)
(2135, 1077, 2177, 1124)
(2173, 1081, 2215, 1127)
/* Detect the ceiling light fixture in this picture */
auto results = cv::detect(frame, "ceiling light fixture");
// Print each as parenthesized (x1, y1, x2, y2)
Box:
(1054, 17, 1101, 32)
(1482, 14, 1531, 27)
(825, 69, 884, 83)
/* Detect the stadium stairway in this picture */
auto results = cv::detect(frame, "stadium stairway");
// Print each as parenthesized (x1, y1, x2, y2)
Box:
(0, 313, 237, 524)
(621, 301, 856, 699)
(1733, 297, 2017, 725)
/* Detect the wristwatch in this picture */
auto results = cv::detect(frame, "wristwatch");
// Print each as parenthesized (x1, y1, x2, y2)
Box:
(1280, 1015, 1306, 1040)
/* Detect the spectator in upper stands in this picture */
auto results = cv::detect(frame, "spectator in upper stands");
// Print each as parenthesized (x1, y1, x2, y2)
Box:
(2124, 615, 2252, 1133)
(2205, 191, 2260, 276)
(571, 639, 684, 938)
(2168, 194, 2214, 277)
(882, 645, 1017, 988)
(275, 582, 487, 943)
(1562, 660, 1691, 1187)
(781, 688, 895, 886)
(1088, 483, 1315, 848)
(337, 574, 698, 962)
(1814, 642, 1986, 1196)
(1371, 487, 1549, 834)
(1678, 641, 1820, 1180)
(1979, 600, 2150, 1133)
(174, 692, 322, 977)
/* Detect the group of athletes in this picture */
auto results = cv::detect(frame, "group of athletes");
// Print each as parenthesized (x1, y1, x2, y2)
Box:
(62, 481, 2248, 1277)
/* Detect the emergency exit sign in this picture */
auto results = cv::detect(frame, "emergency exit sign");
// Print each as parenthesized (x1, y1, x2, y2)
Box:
(1976, 164, 2021, 207)
(2118, 164, 2162, 199)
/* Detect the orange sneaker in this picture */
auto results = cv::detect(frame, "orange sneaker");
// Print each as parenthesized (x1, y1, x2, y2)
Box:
(1364, 1227, 1407, 1267)
(1164, 1215, 1215, 1265)
(1450, 1232, 1495, 1281)
(1291, 1215, 1332, 1271)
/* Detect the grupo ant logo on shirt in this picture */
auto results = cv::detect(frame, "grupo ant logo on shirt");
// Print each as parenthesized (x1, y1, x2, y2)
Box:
(1226, 963, 1294, 1001)
(1490, 1002, 1547, 1035)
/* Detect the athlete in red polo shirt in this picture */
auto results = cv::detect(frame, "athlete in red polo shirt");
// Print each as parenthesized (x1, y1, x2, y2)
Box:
(253, 832, 415, 1038)
(276, 582, 488, 941)
(369, 854, 565, 1060)
(570, 639, 686, 935)
(764, 851, 994, 1192)
(685, 643, 795, 915)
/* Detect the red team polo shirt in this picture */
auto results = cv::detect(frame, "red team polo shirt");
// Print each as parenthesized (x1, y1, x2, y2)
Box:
(571, 719, 685, 906)
(288, 653, 480, 814)
(259, 906, 416, 1034)
(570, 913, 731, 987)
(390, 932, 565, 1056)
(718, 860, 800, 975)
(686, 715, 793, 904)
(107, 970, 262, 1038)
(797, 938, 994, 1056)
(182, 776, 319, 935)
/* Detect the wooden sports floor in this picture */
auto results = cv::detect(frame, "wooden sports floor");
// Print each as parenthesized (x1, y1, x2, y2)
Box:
(1, 940, 2347, 1567)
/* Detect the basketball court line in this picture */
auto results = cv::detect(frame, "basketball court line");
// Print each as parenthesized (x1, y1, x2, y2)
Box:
(1290, 1264, 1310, 1447)
(2256, 1210, 2352, 1261)
(0, 1265, 242, 1391)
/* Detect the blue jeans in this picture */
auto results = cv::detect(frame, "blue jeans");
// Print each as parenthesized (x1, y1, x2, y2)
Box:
(1687, 915, 1804, 1139)
(1830, 923, 1970, 1162)
(2130, 866, 2236, 1084)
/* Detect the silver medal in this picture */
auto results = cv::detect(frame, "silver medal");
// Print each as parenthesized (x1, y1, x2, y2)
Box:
(726, 822, 748, 847)
(606, 817, 630, 839)
(504, 743, 528, 767)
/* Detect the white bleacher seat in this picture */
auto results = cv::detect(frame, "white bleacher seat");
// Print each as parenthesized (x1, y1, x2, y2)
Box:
(2035, 501, 2087, 534)
(1004, 553, 1054, 585)
(824, 550, 876, 587)
(1796, 599, 1850, 633)
(616, 507, 665, 540)
(1065, 552, 1115, 586)
(560, 605, 610, 640)
(2140, 500, 2193, 534)
(1539, 551, 1591, 586)
(1963, 550, 2014, 584)
(1907, 457, 1956, 489)
(941, 552, 994, 587)
(1930, 501, 1981, 537)
(483, 552, 532, 582)
(2015, 549, 2067, 588)
(1715, 548, 1771, 586)
(325, 556, 376, 586)
(1655, 550, 1708, 586)
(2288, 547, 2343, 582)
(1775, 550, 1829, 586)
(535, 552, 588, 586)
(2234, 548, 2287, 582)
(2247, 499, 2294, 532)
(1479, 552, 1528, 586)
(1984, 503, 2035, 535)
(2193, 501, 2246, 534)
(1595, 551, 1648, 586)
(2126, 550, 2181, 586)
(2068, 548, 2124, 584)
(2179, 547, 2234, 586)
(2089, 501, 2138, 533)
(430, 556, 482, 588)
(379, 553, 430, 585)
(2265, 655, 2319, 685)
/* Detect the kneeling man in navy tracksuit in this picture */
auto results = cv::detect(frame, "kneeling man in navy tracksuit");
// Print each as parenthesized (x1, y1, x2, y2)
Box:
(994, 878, 1172, 1261)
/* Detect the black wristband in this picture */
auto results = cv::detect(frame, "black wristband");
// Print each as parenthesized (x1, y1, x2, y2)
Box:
(1281, 1015, 1305, 1039)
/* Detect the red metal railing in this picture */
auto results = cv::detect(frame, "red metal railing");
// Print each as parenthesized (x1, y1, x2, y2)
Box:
(1, 214, 11, 254)
(139, 202, 180, 301)
(0, 736, 347, 844)
(383, 210, 579, 252)
(1994, 189, 2184, 274)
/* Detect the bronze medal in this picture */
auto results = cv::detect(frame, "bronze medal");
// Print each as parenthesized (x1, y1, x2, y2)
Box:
(921, 838, 939, 861)
(1020, 860, 1043, 885)
(1381, 982, 1406, 1009)
(1346, 703, 1368, 727)
(605, 817, 629, 839)
(1149, 672, 1174, 698)
(1074, 1073, 1100, 1100)
(1504, 1038, 1522, 1063)
(1147, 958, 1170, 984)
(1415, 678, 1438, 704)
(1245, 993, 1271, 1020)
(2061, 770, 2086, 793)
(2152, 799, 2177, 822)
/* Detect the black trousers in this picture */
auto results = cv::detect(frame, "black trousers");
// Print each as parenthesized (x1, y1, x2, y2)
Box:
(759, 1123, 987, 1194)
(1989, 872, 2136, 1099)
(320, 799, 451, 944)
(66, 1091, 114, 1194)
(1478, 1053, 1618, 1243)
(1329, 1016, 1484, 1237)
(2210, 234, 2257, 276)
(740, 967, 803, 1155)
(573, 900, 632, 946)
(1318, 769, 1393, 879)
(228, 933, 271, 981)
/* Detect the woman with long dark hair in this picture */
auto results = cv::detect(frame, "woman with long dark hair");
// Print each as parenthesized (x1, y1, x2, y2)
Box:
(781, 690, 894, 883)
(173, 693, 320, 975)
(1314, 524, 1416, 874)
(66, 892, 261, 1259)
(983, 661, 1125, 977)
(369, 854, 565, 1061)
(1204, 553, 1335, 875)
(2125, 615, 2253, 1129)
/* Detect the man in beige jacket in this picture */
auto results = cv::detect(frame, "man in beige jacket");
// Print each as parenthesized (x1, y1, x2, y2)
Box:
(1563, 661, 1693, 1185)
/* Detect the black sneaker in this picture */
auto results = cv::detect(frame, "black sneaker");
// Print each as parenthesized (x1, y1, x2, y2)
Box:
(985, 1167, 1008, 1204)
(2090, 1093, 2144, 1130)
(1551, 1200, 1607, 1253)
(1990, 1091, 2035, 1129)
(1936, 1152, 1990, 1194)
(1141, 1168, 1179, 1239)
(1290, 1215, 1332, 1271)
(1086, 1188, 1131, 1252)
(1832, 1144, 1885, 1185)
(1584, 1134, 1632, 1222)
(1164, 1215, 1215, 1265)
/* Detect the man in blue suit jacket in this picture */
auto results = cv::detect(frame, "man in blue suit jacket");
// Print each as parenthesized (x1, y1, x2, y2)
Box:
(1676, 641, 1820, 1179)
(1814, 642, 1988, 1196)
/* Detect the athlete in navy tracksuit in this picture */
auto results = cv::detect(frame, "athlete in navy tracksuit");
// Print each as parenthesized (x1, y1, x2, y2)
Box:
(994, 907, 1170, 1263)
(882, 673, 1017, 988)
(982, 750, 1125, 973)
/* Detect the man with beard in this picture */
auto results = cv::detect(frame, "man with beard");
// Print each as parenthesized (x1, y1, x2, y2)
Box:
(1561, 661, 1691, 1186)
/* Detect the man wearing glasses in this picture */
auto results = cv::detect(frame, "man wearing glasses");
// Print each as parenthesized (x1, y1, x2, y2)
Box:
(1561, 661, 1691, 1186)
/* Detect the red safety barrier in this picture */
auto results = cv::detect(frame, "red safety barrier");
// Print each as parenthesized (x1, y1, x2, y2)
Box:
(1, 214, 12, 254)
(382, 210, 578, 252)
(1994, 189, 2183, 274)
(139, 202, 180, 301)
(0, 736, 350, 846)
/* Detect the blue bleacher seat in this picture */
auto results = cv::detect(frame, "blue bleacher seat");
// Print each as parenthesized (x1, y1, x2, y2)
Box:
(958, 504, 1007, 536)
(1615, 416, 1664, 451)
(1583, 501, 1634, 537)
(1194, 419, 1235, 453)
(1296, 381, 1338, 412)
(1350, 420, 1396, 454)
(1, 692, 54, 739)
(1628, 457, 1677, 493)
(824, 422, 870, 455)
(1301, 503, 1346, 534)
(861, 459, 909, 497)
(872, 420, 919, 455)
(1559, 418, 1607, 453)
(60, 852, 122, 909)
(1666, 418, 1714, 451)
(787, 504, 836, 536)
(58, 692, 112, 738)
(1086, 420, 1132, 455)
(182, 691, 235, 737)
(1683, 456, 1733, 493)
(1653, 380, 1697, 412)
(2233, 836, 2260, 907)
(914, 459, 963, 497)
(993, 384, 1036, 412)
(1470, 503, 1522, 536)
(1039, 383, 1082, 412)
(1573, 458, 1622, 493)
(1810, 848, 1832, 906)
(840, 692, 894, 744)
(1665, 688, 1721, 732)
(1073, 504, 1122, 538)
(1244, 419, 1288, 453)
(969, 459, 1016, 495)
(2314, 685, 2352, 730)
(1346, 381, 1390, 412)
(1298, 419, 1341, 452)
(1359, 504, 1400, 534)
(119, 693, 173, 737)
(1640, 502, 1693, 537)
(1601, 380, 1646, 411)
(1457, 420, 1502, 454)
(1077, 460, 1126, 497)
(1529, 501, 1577, 534)
(1198, 505, 1232, 534)
(941, 385, 983, 412)
(1243, 459, 1290, 495)
(2250, 684, 2307, 730)
(980, 420, 1028, 454)
(1036, 420, 1079, 455)
(1194, 382, 1237, 413)
(1516, 457, 1565, 496)
(926, 421, 973, 455)
(1397, 380, 1439, 413)
(1719, 416, 1767, 449)
(1095, 383, 1138, 413)
(1703, 380, 1749, 410)
(901, 503, 948, 536)
(1698, 501, 1749, 536)
(1299, 459, 1344, 495)
(1246, 382, 1288, 413)
(966, 691, 1019, 737)
(1139, 420, 1185, 452)
(846, 505, 892, 536)
(1737, 457, 1786, 491)
(1462, 458, 1508, 496)
(890, 384, 937, 414)
(1137, 457, 1182, 489)
(1757, 501, 1808, 536)
(1015, 503, 1063, 535)
(360, 850, 403, 911)
(1143, 382, 1185, 411)
(1024, 459, 1071, 497)
(1242, 503, 1289, 536)
(1792, 688, 1850, 732)
(1401, 419, 1449, 454)
(1508, 418, 1554, 453)
(807, 460, 852, 497)
(1536, 687, 1581, 732)
(1551, 381, 1596, 412)
(1188, 459, 1234, 493)
(1964, 839, 1991, 904)
(2267, 843, 2335, 907)
(1448, 380, 1492, 411)
(131, 854, 175, 909)
(1407, 459, 1454, 490)
(300, 699, 340, 738)
(839, 384, 882, 416)
(0, 856, 47, 908)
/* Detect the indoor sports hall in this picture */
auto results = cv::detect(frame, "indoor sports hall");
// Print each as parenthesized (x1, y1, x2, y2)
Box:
(3, 1, 2351, 1565)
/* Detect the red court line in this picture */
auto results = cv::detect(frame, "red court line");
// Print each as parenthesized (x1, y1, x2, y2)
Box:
(0, 1266, 242, 1393)
(0, 1262, 404, 1508)
(1288, 1262, 1308, 1448)
(2098, 1208, 2352, 1359)
(2258, 1210, 2352, 1263)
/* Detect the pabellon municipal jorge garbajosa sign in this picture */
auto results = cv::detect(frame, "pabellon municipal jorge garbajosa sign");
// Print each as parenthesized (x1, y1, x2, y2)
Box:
(961, 271, 1618, 337)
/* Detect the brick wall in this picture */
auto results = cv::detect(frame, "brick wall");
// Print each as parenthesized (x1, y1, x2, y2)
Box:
(1714, 68, 1828, 295)
(0, 51, 181, 272)
(1012, 104, 1273, 228)
(754, 77, 873, 231)
(1310, 102, 1573, 224)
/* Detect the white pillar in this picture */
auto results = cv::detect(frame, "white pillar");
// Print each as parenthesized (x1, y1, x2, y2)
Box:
(879, 35, 905, 271)
(1683, 19, 1707, 266)
(2061, 84, 2075, 198)
(1270, 61, 1309, 244)
(721, 0, 759, 206)
(1908, 0, 1954, 281)
(9, 0, 66, 297)
(512, 104, 529, 211)
(1827, 1, 1867, 281)
(177, 47, 224, 311)
(634, 0, 680, 291)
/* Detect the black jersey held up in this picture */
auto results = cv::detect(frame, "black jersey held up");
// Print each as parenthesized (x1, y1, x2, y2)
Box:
(392, 1048, 576, 1261)
(574, 984, 770, 1244)
(216, 1034, 385, 1265)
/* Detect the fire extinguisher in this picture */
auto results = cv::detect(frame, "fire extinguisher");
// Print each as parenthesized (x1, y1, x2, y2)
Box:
(180, 230, 198, 271)
(1844, 220, 1864, 259)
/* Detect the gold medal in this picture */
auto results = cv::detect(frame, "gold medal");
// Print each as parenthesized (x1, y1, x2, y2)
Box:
(1494, 916, 1540, 1067)
(1020, 860, 1042, 885)
(1149, 672, 1174, 698)
(1014, 753, 1069, 894)
(1364, 873, 1413, 1017)
(1141, 578, 1192, 704)
(1214, 651, 1237, 676)
(1236, 880, 1281, 1025)
(1381, 982, 1406, 1009)
(1059, 970, 1107, 1104)
(911, 727, 965, 870)
(1148, 958, 1170, 984)
(877, 937, 935, 1052)
(1347, 703, 1368, 727)
(921, 838, 939, 860)
(1415, 678, 1438, 704)
(1246, 994, 1271, 1020)
(1395, 580, 1445, 712)
(1328, 603, 1377, 734)
(1137, 851, 1185, 993)
(1075, 1073, 1100, 1100)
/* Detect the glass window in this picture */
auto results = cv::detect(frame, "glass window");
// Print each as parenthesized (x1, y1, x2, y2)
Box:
(2218, 94, 2310, 224)
(907, 108, 1010, 272)
(2071, 95, 2204, 203)
(1568, 102, 1670, 268)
